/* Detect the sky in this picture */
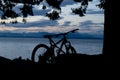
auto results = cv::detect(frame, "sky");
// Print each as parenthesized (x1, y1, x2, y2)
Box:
(0, 0, 104, 39)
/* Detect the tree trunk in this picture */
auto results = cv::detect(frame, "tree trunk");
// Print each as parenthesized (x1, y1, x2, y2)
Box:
(103, 0, 117, 63)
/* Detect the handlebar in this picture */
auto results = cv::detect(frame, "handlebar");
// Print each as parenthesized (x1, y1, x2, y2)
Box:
(44, 29, 79, 38)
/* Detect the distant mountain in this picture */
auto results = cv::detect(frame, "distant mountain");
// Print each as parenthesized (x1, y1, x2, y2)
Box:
(0, 32, 48, 38)
(0, 32, 103, 39)
(67, 32, 103, 39)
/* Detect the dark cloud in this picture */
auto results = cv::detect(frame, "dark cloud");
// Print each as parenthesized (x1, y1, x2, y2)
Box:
(79, 20, 104, 34)
(5, 19, 59, 28)
(80, 20, 103, 28)
(61, 0, 76, 6)
(30, 20, 59, 26)
(62, 21, 71, 26)
(86, 9, 104, 14)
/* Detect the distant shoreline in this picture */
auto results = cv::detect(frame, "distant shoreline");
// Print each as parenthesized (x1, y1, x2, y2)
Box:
(0, 36, 103, 40)
(0, 31, 103, 40)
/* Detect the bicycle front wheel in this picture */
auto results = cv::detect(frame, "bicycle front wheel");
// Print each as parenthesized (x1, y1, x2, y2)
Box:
(31, 44, 49, 63)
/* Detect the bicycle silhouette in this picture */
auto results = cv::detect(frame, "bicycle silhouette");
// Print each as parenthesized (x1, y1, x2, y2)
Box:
(31, 29, 79, 63)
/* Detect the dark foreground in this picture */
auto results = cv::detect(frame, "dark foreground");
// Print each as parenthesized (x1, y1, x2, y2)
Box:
(0, 54, 109, 72)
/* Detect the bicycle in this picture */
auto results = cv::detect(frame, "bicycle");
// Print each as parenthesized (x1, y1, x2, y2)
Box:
(31, 29, 79, 63)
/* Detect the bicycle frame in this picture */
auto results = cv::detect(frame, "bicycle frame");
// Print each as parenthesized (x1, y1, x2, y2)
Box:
(47, 35, 71, 55)
(31, 29, 79, 63)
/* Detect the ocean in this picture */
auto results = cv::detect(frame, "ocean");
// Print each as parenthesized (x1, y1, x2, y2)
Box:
(0, 38, 103, 60)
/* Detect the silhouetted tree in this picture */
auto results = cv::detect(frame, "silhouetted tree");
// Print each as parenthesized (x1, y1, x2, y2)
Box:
(42, 5, 46, 10)
(102, 0, 117, 63)
(46, 10, 60, 20)
(71, 7, 85, 17)
(20, 4, 33, 17)
(96, 0, 105, 9)
(72, 0, 93, 16)
(0, 0, 63, 21)
(72, 0, 115, 63)
(46, 0, 63, 10)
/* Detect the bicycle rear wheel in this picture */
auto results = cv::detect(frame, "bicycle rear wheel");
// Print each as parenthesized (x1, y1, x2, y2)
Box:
(31, 44, 49, 63)
(67, 46, 77, 54)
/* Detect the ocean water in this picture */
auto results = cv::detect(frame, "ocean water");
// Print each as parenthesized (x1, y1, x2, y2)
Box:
(0, 38, 103, 60)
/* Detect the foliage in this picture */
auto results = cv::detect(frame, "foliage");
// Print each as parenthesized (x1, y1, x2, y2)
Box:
(96, 0, 105, 9)
(0, 0, 105, 23)
(46, 10, 60, 20)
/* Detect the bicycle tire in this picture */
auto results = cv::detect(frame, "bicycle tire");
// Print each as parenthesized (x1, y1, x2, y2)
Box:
(31, 44, 49, 63)
(67, 46, 77, 54)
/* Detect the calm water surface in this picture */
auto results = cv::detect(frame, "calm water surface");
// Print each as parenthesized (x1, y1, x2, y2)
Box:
(0, 38, 103, 59)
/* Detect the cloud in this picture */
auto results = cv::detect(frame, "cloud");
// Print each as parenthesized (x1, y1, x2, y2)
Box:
(4, 18, 59, 28)
(80, 20, 103, 27)
(0, 24, 78, 33)
(61, 0, 76, 6)
(86, 9, 104, 14)
(61, 21, 71, 26)
(79, 20, 104, 35)
(0, 0, 104, 39)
